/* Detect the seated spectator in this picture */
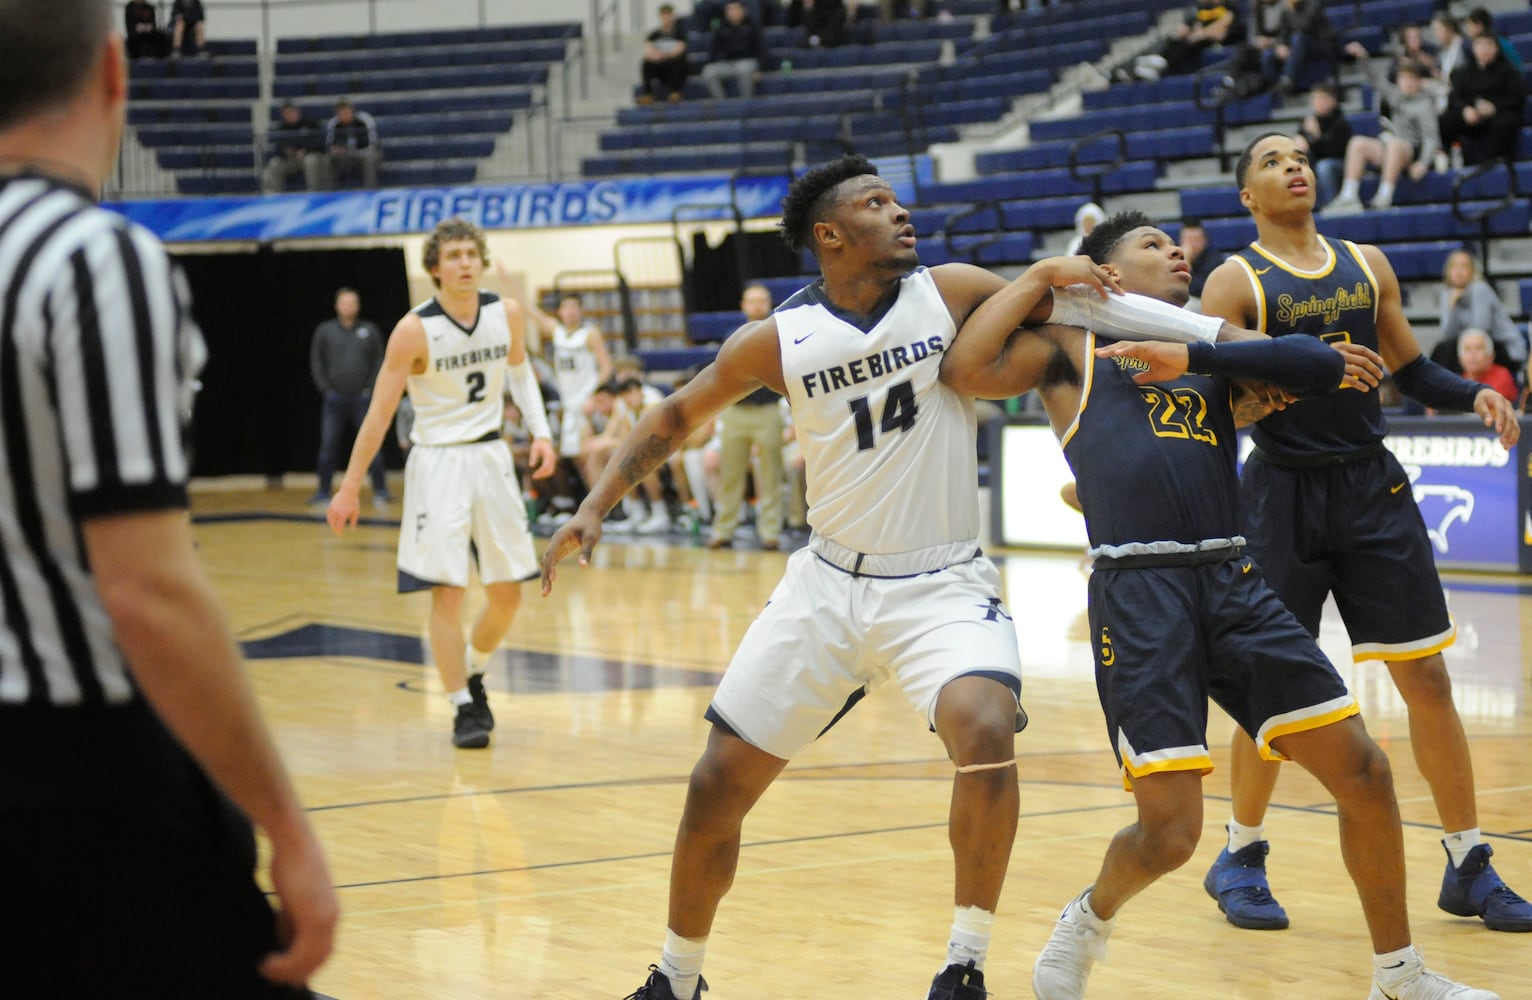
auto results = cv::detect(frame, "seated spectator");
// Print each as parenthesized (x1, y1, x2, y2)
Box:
(1113, 0, 1239, 83)
(261, 102, 324, 194)
(1464, 7, 1522, 71)
(1293, 82, 1350, 208)
(1439, 31, 1526, 166)
(1262, 0, 1336, 96)
(325, 99, 381, 189)
(124, 0, 166, 59)
(170, 0, 206, 58)
(639, 3, 689, 103)
(1429, 11, 1468, 90)
(1431, 249, 1528, 374)
(787, 0, 848, 47)
(1323, 52, 1438, 213)
(1178, 218, 1223, 303)
(700, 1, 768, 101)
(1454, 328, 1519, 404)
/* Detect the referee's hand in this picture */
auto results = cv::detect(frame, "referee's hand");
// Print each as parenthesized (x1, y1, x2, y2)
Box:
(259, 823, 339, 986)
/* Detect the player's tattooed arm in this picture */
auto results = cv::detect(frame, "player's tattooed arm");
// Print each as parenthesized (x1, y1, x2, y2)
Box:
(616, 434, 675, 489)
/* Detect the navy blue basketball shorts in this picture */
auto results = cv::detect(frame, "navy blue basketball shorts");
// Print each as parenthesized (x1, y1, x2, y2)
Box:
(1241, 448, 1456, 662)
(1087, 555, 1357, 785)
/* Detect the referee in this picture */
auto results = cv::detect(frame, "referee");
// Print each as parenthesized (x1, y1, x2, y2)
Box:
(0, 3, 337, 997)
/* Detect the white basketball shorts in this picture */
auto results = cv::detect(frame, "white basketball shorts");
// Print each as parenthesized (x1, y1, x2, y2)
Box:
(708, 547, 1024, 760)
(397, 439, 537, 591)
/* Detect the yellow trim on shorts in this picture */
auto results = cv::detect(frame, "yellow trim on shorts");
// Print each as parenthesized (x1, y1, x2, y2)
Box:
(1352, 620, 1457, 663)
(1258, 700, 1361, 761)
(1119, 754, 1215, 791)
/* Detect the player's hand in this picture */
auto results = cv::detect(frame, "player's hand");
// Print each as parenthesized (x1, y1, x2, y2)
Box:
(258, 823, 338, 987)
(527, 438, 557, 479)
(1473, 387, 1521, 449)
(540, 509, 603, 596)
(1030, 256, 1123, 298)
(1232, 381, 1297, 426)
(325, 487, 360, 536)
(1093, 340, 1189, 383)
(1330, 341, 1384, 390)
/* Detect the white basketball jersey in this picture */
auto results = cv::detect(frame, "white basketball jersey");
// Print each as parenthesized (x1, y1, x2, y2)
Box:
(406, 292, 510, 446)
(551, 322, 601, 402)
(775, 267, 979, 554)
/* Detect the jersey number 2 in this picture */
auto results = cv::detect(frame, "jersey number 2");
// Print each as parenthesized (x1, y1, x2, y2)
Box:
(849, 380, 917, 451)
(465, 371, 487, 403)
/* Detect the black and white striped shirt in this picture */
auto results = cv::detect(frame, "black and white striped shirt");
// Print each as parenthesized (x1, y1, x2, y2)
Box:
(0, 173, 205, 709)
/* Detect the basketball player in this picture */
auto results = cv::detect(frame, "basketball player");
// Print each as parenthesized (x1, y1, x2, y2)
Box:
(327, 218, 557, 750)
(1197, 133, 1529, 936)
(942, 208, 1500, 1000)
(540, 155, 1243, 1000)
(0, 2, 336, 994)
(530, 291, 613, 513)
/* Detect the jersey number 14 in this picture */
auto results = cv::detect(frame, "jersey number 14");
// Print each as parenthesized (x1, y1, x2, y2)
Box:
(849, 380, 917, 451)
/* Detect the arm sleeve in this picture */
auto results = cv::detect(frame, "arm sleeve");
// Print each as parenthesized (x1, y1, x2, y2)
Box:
(1391, 355, 1487, 412)
(1185, 336, 1344, 395)
(505, 358, 553, 440)
(1047, 286, 1222, 344)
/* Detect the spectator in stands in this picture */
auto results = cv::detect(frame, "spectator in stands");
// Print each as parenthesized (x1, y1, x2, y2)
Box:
(1386, 23, 1438, 82)
(1178, 218, 1223, 302)
(1464, 7, 1522, 71)
(309, 287, 391, 506)
(1065, 201, 1104, 256)
(1454, 329, 1519, 404)
(1261, 0, 1336, 96)
(262, 101, 324, 194)
(1431, 249, 1528, 375)
(169, 0, 205, 58)
(700, 1, 769, 101)
(1429, 11, 1468, 92)
(124, 0, 166, 59)
(787, 0, 848, 47)
(325, 98, 381, 189)
(1114, 0, 1239, 83)
(1325, 52, 1438, 213)
(640, 3, 689, 103)
(709, 284, 784, 550)
(1294, 82, 1350, 208)
(1439, 31, 1526, 166)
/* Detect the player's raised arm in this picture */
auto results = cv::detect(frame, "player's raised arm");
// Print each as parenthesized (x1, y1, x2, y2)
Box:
(540, 319, 784, 593)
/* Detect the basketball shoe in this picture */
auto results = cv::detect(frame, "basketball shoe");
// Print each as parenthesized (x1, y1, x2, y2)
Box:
(928, 959, 987, 999)
(1032, 889, 1113, 1000)
(622, 965, 706, 999)
(466, 673, 495, 731)
(1368, 964, 1500, 999)
(1437, 842, 1532, 932)
(1203, 839, 1289, 929)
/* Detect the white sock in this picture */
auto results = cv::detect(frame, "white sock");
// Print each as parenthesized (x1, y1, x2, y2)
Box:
(447, 688, 472, 707)
(1443, 828, 1482, 868)
(946, 905, 993, 972)
(467, 646, 492, 676)
(1077, 888, 1115, 931)
(1338, 178, 1360, 202)
(659, 929, 707, 1000)
(1227, 819, 1264, 854)
(1373, 944, 1422, 989)
(1373, 181, 1395, 205)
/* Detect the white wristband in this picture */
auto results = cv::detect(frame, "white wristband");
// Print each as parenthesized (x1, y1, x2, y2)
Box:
(505, 358, 552, 440)
(1048, 286, 1221, 344)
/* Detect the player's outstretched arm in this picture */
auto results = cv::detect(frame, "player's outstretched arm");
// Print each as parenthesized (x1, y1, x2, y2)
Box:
(1096, 335, 1372, 395)
(540, 319, 783, 594)
(326, 315, 423, 535)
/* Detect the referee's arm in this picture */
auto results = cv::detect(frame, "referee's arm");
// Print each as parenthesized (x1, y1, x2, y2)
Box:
(84, 511, 338, 983)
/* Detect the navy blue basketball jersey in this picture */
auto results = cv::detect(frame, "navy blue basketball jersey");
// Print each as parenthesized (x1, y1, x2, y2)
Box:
(1061, 333, 1242, 548)
(1229, 236, 1388, 459)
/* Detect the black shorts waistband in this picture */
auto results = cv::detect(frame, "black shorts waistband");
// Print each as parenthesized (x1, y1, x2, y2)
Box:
(426, 429, 502, 447)
(1093, 545, 1245, 570)
(1250, 442, 1384, 469)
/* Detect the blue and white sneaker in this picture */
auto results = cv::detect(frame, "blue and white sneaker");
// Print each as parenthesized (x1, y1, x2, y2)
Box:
(1438, 842, 1532, 932)
(1203, 840, 1289, 930)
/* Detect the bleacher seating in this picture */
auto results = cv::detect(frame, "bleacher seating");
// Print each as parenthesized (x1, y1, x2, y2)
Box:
(126, 23, 578, 196)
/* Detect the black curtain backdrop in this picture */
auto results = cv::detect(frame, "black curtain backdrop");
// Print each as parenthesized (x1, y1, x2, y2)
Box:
(175, 246, 412, 478)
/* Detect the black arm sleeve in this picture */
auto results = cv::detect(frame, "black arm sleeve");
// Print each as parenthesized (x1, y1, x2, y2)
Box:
(1390, 355, 1487, 412)
(1185, 336, 1344, 395)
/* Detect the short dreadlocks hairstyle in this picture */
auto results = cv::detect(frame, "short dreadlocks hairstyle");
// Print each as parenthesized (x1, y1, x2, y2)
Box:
(1234, 131, 1290, 190)
(1078, 210, 1154, 266)
(778, 154, 879, 256)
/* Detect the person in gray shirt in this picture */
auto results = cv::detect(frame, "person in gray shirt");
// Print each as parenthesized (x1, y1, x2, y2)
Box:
(310, 287, 390, 504)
